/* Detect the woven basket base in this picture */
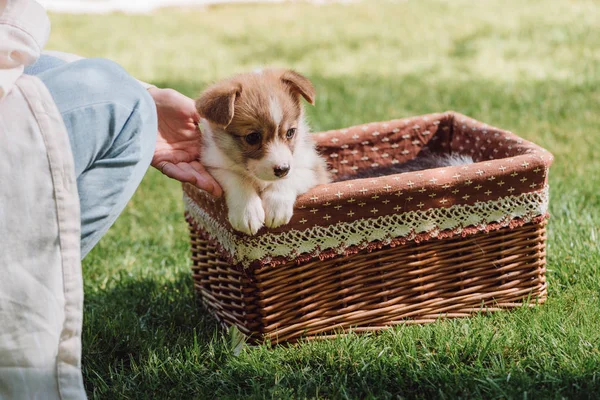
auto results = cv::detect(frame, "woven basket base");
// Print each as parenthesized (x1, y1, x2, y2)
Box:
(189, 220, 547, 344)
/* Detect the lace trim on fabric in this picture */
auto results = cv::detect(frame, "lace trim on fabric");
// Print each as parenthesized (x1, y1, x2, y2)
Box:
(184, 187, 549, 268)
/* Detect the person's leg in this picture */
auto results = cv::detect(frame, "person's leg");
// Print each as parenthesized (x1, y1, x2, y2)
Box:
(24, 54, 67, 75)
(30, 58, 157, 258)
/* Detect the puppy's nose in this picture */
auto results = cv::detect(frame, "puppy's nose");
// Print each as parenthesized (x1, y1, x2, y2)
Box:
(273, 165, 290, 178)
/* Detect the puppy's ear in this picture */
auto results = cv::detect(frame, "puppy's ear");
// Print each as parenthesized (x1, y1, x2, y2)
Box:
(281, 70, 315, 105)
(196, 82, 242, 127)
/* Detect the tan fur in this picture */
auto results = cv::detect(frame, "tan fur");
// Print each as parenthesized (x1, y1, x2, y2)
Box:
(280, 69, 316, 105)
(312, 155, 331, 185)
(195, 82, 241, 127)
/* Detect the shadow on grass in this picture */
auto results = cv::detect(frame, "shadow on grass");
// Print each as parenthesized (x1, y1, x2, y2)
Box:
(82, 270, 222, 398)
(81, 270, 600, 399)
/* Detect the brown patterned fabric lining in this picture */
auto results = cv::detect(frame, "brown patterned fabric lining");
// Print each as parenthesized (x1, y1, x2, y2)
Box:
(183, 111, 553, 267)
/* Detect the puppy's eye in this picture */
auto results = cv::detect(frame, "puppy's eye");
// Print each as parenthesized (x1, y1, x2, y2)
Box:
(245, 132, 261, 145)
(286, 128, 297, 139)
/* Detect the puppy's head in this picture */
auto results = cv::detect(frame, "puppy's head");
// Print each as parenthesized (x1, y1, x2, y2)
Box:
(196, 69, 315, 181)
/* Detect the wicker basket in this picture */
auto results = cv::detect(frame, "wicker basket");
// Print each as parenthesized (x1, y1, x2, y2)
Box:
(184, 111, 553, 343)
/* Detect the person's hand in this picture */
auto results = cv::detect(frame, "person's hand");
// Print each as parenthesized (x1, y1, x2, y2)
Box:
(149, 87, 222, 197)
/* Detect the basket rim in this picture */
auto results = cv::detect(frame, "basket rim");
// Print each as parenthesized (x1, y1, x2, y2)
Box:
(184, 111, 554, 268)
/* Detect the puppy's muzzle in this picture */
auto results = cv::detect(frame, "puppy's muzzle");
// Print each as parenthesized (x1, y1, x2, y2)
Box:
(273, 165, 290, 178)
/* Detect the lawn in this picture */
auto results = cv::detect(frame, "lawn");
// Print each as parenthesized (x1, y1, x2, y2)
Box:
(47, 0, 600, 398)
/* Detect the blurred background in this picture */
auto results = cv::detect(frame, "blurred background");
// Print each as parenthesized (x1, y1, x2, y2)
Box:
(40, 1, 600, 398)
(38, 0, 350, 13)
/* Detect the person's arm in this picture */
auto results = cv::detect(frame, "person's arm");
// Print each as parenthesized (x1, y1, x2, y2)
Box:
(0, 0, 50, 99)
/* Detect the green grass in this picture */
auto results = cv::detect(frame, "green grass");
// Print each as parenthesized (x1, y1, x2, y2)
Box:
(47, 0, 600, 398)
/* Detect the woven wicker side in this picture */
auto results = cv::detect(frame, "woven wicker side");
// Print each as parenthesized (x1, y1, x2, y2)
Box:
(189, 220, 547, 344)
(189, 228, 262, 337)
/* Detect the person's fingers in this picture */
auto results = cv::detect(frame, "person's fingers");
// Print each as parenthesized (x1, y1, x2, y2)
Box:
(159, 161, 196, 184)
(188, 160, 211, 175)
(188, 161, 223, 197)
(152, 148, 194, 165)
(191, 109, 200, 124)
(178, 162, 223, 197)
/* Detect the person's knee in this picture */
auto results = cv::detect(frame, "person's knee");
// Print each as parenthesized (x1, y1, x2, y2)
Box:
(78, 58, 155, 119)
(74, 58, 157, 162)
(38, 57, 157, 176)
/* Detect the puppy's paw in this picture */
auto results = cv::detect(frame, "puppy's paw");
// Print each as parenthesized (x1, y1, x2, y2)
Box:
(262, 191, 296, 228)
(227, 195, 265, 235)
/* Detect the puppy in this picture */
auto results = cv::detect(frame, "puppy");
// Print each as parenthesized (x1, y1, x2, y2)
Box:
(196, 69, 330, 235)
